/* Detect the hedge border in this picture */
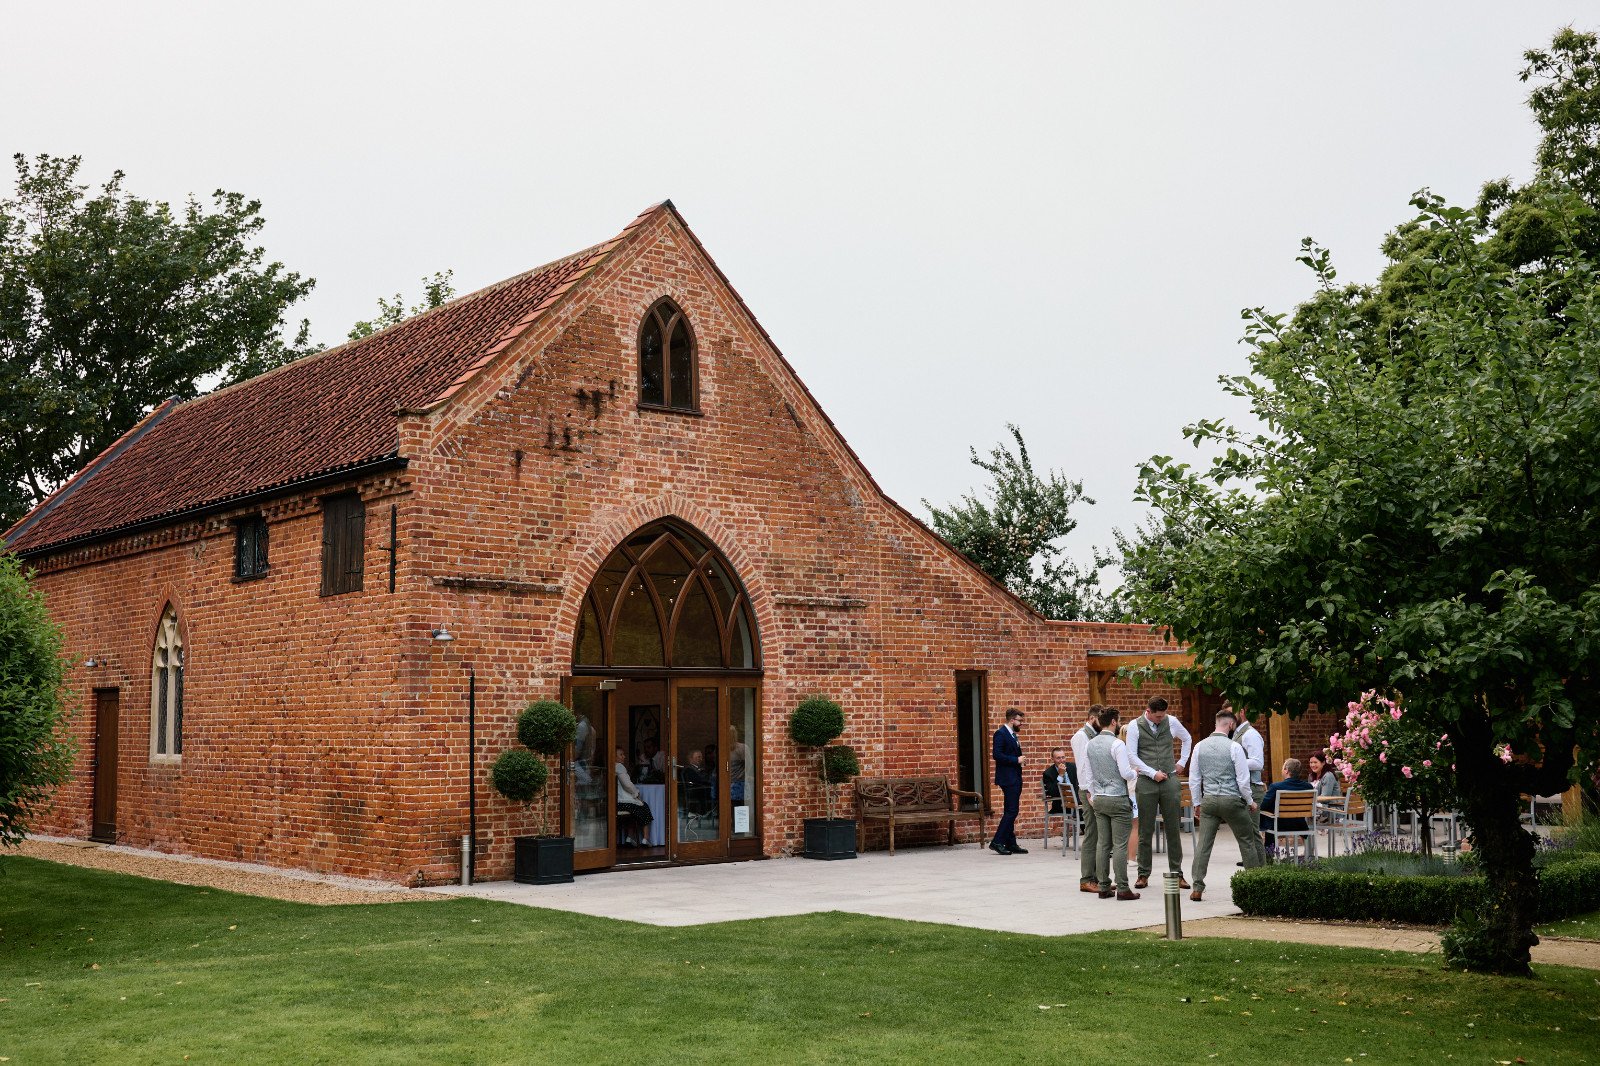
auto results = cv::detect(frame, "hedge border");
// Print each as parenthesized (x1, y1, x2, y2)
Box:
(1231, 853, 1600, 925)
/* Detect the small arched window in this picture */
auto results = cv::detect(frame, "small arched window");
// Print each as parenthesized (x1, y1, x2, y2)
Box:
(151, 606, 184, 760)
(638, 299, 697, 412)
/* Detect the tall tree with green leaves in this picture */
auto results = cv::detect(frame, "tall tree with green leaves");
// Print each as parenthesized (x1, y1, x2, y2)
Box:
(0, 552, 73, 849)
(347, 270, 455, 341)
(0, 154, 315, 529)
(1124, 30, 1600, 976)
(925, 424, 1116, 621)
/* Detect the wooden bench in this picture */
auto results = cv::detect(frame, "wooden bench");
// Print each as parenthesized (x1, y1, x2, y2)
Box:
(854, 777, 986, 855)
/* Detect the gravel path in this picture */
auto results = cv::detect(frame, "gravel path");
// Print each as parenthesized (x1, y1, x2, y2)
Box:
(1148, 915, 1600, 970)
(14, 837, 452, 906)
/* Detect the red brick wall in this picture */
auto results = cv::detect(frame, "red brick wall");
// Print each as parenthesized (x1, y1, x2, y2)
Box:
(26, 210, 1178, 883)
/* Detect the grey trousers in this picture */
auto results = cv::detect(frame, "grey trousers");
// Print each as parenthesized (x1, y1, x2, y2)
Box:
(1093, 794, 1133, 892)
(1079, 794, 1101, 882)
(1191, 794, 1264, 893)
(1136, 776, 1184, 878)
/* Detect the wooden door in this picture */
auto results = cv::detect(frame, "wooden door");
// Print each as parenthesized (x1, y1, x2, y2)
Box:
(563, 678, 615, 872)
(91, 689, 119, 842)
(670, 680, 726, 861)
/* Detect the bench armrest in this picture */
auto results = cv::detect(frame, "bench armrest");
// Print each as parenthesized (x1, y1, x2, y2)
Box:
(947, 787, 981, 800)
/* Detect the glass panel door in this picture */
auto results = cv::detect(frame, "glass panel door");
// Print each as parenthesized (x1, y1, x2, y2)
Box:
(565, 679, 614, 872)
(671, 682, 725, 860)
(729, 686, 758, 847)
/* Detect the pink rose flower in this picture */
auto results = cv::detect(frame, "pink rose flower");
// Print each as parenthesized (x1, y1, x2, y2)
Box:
(1401, 766, 1414, 778)
(1378, 752, 1387, 763)
(1422, 760, 1432, 768)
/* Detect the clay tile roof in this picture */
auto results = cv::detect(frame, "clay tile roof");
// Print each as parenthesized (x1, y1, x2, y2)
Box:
(5, 205, 664, 556)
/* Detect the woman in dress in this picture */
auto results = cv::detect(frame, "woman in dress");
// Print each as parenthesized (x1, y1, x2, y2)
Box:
(615, 746, 654, 846)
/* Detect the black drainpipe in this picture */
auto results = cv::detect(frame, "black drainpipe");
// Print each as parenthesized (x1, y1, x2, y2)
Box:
(468, 668, 477, 884)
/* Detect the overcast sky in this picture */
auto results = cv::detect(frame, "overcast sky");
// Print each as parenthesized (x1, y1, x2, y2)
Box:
(2, 3, 1582, 573)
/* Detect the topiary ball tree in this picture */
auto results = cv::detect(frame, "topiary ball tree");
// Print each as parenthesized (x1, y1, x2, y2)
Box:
(822, 744, 860, 784)
(518, 699, 578, 756)
(789, 696, 845, 748)
(491, 748, 548, 806)
(790, 696, 849, 819)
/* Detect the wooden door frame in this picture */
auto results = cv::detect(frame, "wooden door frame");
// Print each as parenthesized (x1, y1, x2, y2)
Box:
(669, 678, 728, 863)
(91, 687, 120, 843)
(562, 677, 616, 872)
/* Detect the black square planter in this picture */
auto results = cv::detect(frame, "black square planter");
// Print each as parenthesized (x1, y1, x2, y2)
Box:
(802, 818, 857, 860)
(513, 835, 575, 884)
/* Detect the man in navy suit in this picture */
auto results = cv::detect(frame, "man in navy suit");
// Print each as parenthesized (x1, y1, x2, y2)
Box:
(990, 707, 1029, 854)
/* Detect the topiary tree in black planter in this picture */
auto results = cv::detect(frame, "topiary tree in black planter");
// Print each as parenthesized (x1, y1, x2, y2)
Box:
(491, 698, 579, 884)
(790, 695, 860, 859)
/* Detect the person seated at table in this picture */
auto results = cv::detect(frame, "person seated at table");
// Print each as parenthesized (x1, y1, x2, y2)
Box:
(615, 746, 653, 845)
(1259, 758, 1314, 851)
(1042, 746, 1076, 813)
(637, 737, 666, 783)
(1308, 750, 1340, 799)
(679, 749, 712, 789)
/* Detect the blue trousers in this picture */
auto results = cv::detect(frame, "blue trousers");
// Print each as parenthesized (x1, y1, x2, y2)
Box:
(992, 781, 1021, 847)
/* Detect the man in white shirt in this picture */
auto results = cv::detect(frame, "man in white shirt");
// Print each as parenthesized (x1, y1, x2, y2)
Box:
(1228, 702, 1268, 866)
(1122, 696, 1193, 890)
(1084, 706, 1141, 900)
(1070, 706, 1103, 892)
(1189, 707, 1264, 901)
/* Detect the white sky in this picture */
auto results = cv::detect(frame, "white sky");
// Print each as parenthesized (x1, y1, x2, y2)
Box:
(1, 3, 1580, 571)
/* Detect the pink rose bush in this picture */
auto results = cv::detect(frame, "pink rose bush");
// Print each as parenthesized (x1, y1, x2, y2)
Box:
(1329, 691, 1458, 851)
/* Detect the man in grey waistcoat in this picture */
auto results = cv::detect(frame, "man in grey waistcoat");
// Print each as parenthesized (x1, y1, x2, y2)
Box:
(1070, 705, 1103, 892)
(1189, 706, 1265, 901)
(1124, 696, 1192, 890)
(1085, 706, 1141, 900)
(1228, 702, 1268, 864)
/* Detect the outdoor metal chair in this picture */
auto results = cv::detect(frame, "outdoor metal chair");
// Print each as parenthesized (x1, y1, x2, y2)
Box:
(1523, 793, 1564, 827)
(1320, 791, 1370, 855)
(1041, 786, 1065, 848)
(1430, 810, 1462, 849)
(1266, 789, 1317, 859)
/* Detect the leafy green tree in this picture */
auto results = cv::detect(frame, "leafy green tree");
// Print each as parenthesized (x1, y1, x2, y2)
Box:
(925, 424, 1116, 621)
(347, 270, 454, 340)
(0, 154, 315, 529)
(0, 553, 74, 849)
(1126, 188, 1600, 974)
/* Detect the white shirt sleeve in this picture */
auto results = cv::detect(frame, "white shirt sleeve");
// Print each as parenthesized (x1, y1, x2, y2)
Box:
(1239, 726, 1264, 777)
(1230, 745, 1254, 803)
(1071, 729, 1097, 795)
(1112, 738, 1138, 788)
(1172, 717, 1193, 771)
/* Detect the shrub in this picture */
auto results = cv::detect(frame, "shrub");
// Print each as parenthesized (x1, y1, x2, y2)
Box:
(823, 744, 860, 784)
(517, 700, 578, 756)
(1, 553, 75, 850)
(490, 749, 548, 805)
(789, 697, 845, 748)
(1231, 864, 1484, 925)
(1232, 852, 1600, 926)
(1319, 850, 1472, 879)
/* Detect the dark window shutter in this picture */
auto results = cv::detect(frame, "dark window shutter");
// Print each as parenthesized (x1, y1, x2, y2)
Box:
(345, 500, 365, 591)
(321, 500, 341, 594)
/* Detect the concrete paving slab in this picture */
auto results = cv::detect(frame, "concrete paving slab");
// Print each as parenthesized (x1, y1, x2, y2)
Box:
(434, 834, 1250, 935)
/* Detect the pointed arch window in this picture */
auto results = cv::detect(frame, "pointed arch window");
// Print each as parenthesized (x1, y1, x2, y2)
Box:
(574, 521, 759, 672)
(638, 299, 698, 412)
(151, 606, 184, 760)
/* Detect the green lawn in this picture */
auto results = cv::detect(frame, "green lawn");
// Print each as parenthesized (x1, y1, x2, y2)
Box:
(1539, 908, 1600, 940)
(2, 858, 1597, 1064)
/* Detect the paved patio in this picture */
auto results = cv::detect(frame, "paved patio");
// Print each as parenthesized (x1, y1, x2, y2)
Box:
(437, 834, 1249, 935)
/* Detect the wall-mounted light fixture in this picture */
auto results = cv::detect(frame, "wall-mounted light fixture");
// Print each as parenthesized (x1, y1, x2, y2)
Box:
(85, 657, 101, 668)
(431, 626, 455, 642)
(598, 679, 620, 691)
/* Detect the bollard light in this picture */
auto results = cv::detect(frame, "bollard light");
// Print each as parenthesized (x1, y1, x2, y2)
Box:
(1163, 870, 1183, 941)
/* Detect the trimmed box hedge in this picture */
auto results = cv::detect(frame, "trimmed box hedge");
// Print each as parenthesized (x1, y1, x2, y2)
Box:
(1231, 852, 1600, 926)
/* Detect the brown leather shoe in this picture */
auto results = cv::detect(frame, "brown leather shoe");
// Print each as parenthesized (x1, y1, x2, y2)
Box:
(1190, 890, 1203, 902)
(1079, 880, 1100, 893)
(1178, 876, 1192, 890)
(1134, 876, 1149, 889)
(1117, 890, 1141, 901)
(1098, 889, 1115, 899)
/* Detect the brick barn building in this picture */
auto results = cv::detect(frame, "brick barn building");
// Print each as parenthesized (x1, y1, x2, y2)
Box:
(5, 202, 1262, 885)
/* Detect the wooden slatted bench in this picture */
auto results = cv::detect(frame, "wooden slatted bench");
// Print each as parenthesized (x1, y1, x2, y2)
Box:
(854, 776, 986, 855)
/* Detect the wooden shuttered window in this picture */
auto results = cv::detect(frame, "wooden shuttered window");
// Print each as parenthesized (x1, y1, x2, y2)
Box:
(233, 515, 269, 579)
(321, 493, 366, 596)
